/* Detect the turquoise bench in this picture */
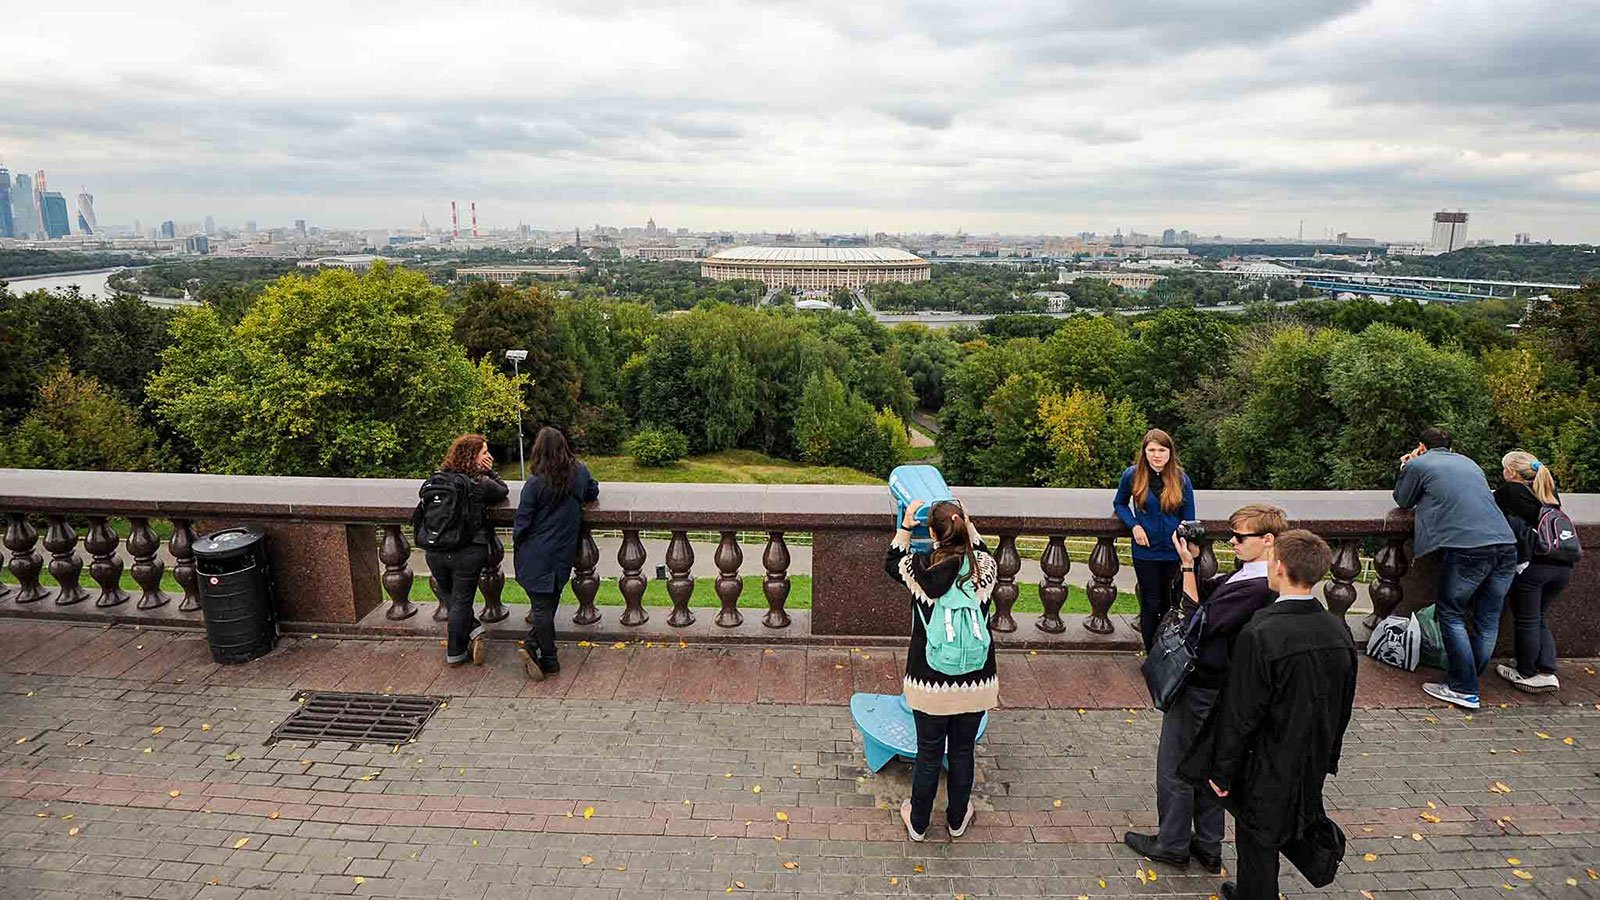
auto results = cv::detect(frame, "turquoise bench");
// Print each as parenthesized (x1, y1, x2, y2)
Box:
(850, 692, 990, 772)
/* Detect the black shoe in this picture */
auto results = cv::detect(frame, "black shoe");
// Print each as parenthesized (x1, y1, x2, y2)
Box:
(1190, 840, 1223, 874)
(1123, 831, 1188, 867)
(538, 656, 560, 676)
(1219, 881, 1237, 900)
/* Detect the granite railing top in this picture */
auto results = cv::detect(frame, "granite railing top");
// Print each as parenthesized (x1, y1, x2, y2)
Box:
(2, 468, 1597, 536)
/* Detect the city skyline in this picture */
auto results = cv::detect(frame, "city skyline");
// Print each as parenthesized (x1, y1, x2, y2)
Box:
(4, 1, 1599, 242)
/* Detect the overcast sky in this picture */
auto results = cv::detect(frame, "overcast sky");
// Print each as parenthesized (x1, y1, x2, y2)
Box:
(6, 1, 1599, 242)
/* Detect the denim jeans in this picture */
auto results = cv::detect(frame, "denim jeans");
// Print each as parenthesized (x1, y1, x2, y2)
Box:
(426, 544, 489, 664)
(909, 710, 983, 834)
(1433, 544, 1517, 695)
(1506, 563, 1572, 677)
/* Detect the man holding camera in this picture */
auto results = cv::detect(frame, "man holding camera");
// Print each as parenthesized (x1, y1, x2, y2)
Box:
(1125, 505, 1285, 872)
(1393, 426, 1517, 710)
(1179, 530, 1358, 900)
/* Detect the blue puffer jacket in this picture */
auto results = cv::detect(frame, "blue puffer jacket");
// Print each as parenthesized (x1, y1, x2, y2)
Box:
(1112, 466, 1196, 561)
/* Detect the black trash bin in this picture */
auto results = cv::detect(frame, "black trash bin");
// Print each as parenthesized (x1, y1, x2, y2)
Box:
(193, 526, 276, 664)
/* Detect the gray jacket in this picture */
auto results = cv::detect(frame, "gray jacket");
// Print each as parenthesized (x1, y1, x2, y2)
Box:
(1392, 449, 1515, 557)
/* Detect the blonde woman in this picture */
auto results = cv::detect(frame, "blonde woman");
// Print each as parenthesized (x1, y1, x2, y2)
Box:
(1493, 451, 1576, 693)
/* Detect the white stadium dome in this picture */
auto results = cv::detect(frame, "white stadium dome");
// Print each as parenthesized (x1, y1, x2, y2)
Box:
(701, 245, 931, 289)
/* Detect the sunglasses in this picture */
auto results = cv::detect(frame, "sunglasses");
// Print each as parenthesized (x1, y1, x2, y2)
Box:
(1228, 530, 1271, 543)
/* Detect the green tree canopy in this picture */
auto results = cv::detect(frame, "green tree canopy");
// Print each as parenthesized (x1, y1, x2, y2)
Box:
(149, 263, 521, 476)
(0, 368, 159, 472)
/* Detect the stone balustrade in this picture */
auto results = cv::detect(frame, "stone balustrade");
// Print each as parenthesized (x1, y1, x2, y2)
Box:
(2, 470, 1597, 654)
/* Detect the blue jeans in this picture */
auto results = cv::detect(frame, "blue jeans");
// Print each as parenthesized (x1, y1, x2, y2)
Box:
(1433, 545, 1517, 695)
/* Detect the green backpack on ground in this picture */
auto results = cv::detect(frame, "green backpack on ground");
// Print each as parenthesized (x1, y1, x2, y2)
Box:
(915, 560, 992, 676)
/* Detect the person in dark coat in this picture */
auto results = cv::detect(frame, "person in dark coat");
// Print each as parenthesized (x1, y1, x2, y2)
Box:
(1493, 450, 1576, 693)
(425, 434, 509, 667)
(512, 427, 599, 680)
(1124, 504, 1285, 873)
(1178, 530, 1358, 900)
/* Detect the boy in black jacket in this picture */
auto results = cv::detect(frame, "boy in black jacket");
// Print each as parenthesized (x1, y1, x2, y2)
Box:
(1179, 530, 1358, 900)
(1125, 504, 1285, 872)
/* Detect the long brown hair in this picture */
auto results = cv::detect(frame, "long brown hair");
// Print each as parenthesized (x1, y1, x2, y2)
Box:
(1131, 428, 1186, 514)
(928, 501, 977, 587)
(530, 426, 577, 491)
(440, 434, 488, 474)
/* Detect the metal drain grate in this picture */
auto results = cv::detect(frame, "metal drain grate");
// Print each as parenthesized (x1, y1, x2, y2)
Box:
(269, 691, 445, 746)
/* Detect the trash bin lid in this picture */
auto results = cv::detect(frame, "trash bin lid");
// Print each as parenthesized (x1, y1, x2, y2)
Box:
(194, 526, 267, 561)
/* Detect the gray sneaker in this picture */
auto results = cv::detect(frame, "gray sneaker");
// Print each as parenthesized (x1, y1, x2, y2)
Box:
(1423, 682, 1480, 709)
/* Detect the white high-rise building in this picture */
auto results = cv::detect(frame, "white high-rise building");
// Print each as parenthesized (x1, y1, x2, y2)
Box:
(75, 191, 97, 235)
(1430, 211, 1468, 254)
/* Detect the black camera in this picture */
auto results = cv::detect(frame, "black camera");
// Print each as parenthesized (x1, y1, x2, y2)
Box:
(1174, 520, 1207, 544)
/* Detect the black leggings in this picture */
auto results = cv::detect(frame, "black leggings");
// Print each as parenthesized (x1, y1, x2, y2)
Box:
(525, 591, 561, 661)
(909, 710, 983, 834)
(1133, 558, 1181, 652)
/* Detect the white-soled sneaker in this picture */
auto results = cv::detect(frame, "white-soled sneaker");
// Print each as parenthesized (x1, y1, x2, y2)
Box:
(1495, 664, 1560, 693)
(948, 806, 975, 838)
(1423, 682, 1480, 710)
(900, 800, 926, 842)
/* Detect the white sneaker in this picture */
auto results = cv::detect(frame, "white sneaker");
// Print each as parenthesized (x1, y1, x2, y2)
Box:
(900, 800, 925, 842)
(1423, 682, 1480, 710)
(1495, 664, 1560, 693)
(948, 806, 974, 838)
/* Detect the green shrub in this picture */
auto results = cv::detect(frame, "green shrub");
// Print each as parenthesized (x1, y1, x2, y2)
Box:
(627, 426, 689, 467)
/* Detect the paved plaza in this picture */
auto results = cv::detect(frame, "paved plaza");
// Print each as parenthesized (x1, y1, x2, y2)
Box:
(2, 620, 1598, 899)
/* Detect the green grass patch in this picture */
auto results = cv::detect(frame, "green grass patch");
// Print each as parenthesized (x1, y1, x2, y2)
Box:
(541, 449, 883, 485)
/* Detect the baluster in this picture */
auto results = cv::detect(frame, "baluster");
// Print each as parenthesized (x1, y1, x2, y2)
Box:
(618, 528, 648, 626)
(0, 541, 10, 601)
(1196, 538, 1219, 583)
(762, 531, 791, 628)
(44, 515, 89, 606)
(989, 533, 1020, 633)
(479, 530, 508, 623)
(1325, 538, 1361, 618)
(570, 524, 601, 625)
(170, 519, 200, 612)
(665, 530, 695, 627)
(1370, 537, 1410, 624)
(1036, 534, 1070, 634)
(1083, 535, 1120, 635)
(380, 523, 417, 620)
(128, 517, 169, 610)
(713, 531, 743, 628)
(85, 516, 130, 608)
(4, 513, 49, 604)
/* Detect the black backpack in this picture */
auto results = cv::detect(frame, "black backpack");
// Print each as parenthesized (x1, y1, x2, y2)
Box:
(1529, 504, 1582, 564)
(412, 472, 478, 551)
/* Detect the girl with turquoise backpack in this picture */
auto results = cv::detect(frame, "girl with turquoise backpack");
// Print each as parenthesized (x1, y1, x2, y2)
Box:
(884, 498, 999, 842)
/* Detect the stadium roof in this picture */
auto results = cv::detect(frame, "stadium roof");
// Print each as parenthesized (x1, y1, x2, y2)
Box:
(707, 246, 926, 264)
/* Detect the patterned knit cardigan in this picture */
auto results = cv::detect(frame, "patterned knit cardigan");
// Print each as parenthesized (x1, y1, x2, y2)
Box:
(883, 528, 1000, 716)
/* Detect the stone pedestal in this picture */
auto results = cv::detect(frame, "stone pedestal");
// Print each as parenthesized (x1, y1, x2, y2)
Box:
(810, 529, 911, 637)
(201, 520, 381, 625)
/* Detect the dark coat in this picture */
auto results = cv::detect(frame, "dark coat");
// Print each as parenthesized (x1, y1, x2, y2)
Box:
(1183, 570, 1277, 690)
(1178, 599, 1358, 846)
(1495, 482, 1569, 567)
(512, 463, 600, 595)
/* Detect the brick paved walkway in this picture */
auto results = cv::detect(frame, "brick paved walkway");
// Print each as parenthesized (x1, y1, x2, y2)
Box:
(2, 621, 1599, 899)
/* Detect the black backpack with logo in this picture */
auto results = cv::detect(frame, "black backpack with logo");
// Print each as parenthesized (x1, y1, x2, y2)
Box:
(1529, 504, 1582, 564)
(412, 472, 479, 551)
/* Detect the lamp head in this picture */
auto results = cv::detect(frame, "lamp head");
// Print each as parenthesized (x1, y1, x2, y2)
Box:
(505, 349, 528, 362)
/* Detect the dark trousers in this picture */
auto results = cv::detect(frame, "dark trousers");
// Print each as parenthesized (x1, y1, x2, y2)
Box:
(1133, 558, 1180, 652)
(1234, 828, 1282, 900)
(1434, 544, 1517, 694)
(1154, 684, 1223, 858)
(909, 710, 983, 834)
(426, 544, 488, 663)
(1507, 563, 1572, 677)
(525, 590, 561, 662)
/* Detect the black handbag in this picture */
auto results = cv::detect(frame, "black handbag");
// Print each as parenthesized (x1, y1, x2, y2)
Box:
(1141, 604, 1205, 711)
(1282, 814, 1347, 887)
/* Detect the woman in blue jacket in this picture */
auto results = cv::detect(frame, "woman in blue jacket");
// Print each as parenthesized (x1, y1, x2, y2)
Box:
(1113, 428, 1196, 651)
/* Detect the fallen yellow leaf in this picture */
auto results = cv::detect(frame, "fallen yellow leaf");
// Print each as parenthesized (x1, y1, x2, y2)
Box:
(1424, 716, 1437, 724)
(834, 664, 844, 669)
(200, 723, 211, 731)
(725, 889, 733, 895)
(268, 811, 280, 820)
(783, 861, 798, 870)
(1052, 800, 1062, 809)
(1563, 737, 1575, 746)
(1420, 812, 1442, 823)
(1426, 801, 1437, 809)
(1535, 732, 1550, 739)
(143, 747, 152, 754)
(1098, 879, 1106, 888)
(890, 878, 900, 886)
(775, 812, 789, 822)
(616, 866, 626, 872)
(1412, 833, 1424, 841)
(1588, 868, 1598, 880)
(915, 865, 925, 874)
(61, 814, 72, 821)
(1137, 869, 1148, 884)
(1147, 868, 1158, 882)
(151, 726, 164, 735)
(168, 790, 181, 798)
(752, 785, 762, 794)
(14, 736, 27, 744)
(233, 838, 249, 849)
(1361, 891, 1375, 900)
(1508, 858, 1522, 865)
(611, 641, 626, 649)
(358, 772, 379, 782)
(1363, 853, 1379, 862)
(1512, 869, 1533, 881)
(1491, 781, 1513, 793)
(67, 826, 81, 836)
(735, 881, 745, 889)
(580, 855, 593, 865)
(353, 876, 365, 885)
(583, 806, 595, 819)
(207, 879, 220, 886)
(1568, 878, 1580, 887)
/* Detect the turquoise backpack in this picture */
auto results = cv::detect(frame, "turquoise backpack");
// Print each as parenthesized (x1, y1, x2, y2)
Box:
(915, 559, 992, 676)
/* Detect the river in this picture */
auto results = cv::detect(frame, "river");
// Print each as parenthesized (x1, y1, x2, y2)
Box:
(1, 267, 199, 308)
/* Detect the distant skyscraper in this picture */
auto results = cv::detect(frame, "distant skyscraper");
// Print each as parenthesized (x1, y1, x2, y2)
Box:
(75, 191, 96, 235)
(204, 214, 215, 235)
(185, 234, 210, 255)
(11, 172, 37, 237)
(245, 220, 257, 234)
(294, 218, 307, 237)
(39, 192, 71, 238)
(0, 163, 13, 239)
(160, 220, 176, 239)
(1430, 211, 1469, 254)
(1161, 228, 1176, 245)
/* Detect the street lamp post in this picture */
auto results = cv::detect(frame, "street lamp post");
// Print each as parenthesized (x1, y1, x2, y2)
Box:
(505, 349, 528, 482)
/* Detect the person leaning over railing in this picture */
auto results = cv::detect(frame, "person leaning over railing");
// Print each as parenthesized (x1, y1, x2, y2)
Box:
(884, 498, 998, 843)
(414, 434, 509, 667)
(1494, 450, 1580, 694)
(1124, 504, 1287, 874)
(512, 426, 600, 681)
(1113, 428, 1197, 652)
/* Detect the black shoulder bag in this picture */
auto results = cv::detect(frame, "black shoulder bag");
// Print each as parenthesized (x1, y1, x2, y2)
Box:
(1141, 603, 1206, 712)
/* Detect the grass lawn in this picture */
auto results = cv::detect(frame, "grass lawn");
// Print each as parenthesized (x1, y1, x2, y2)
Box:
(542, 449, 883, 485)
